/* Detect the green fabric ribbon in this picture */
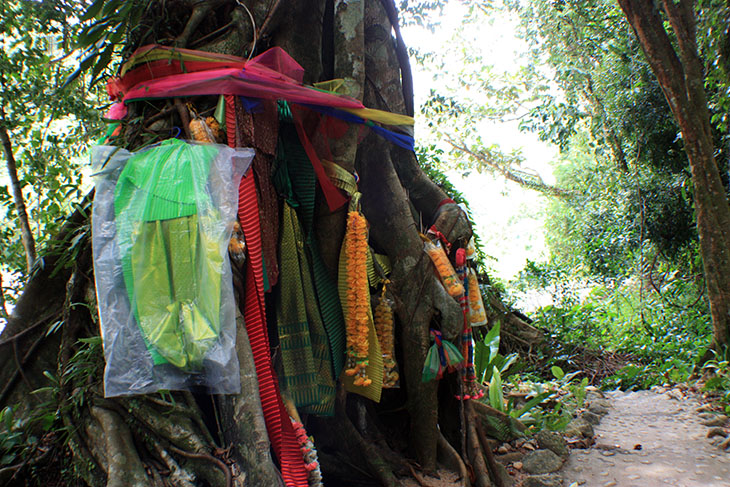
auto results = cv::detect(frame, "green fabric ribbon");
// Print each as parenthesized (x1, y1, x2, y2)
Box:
(277, 203, 335, 414)
(274, 120, 347, 381)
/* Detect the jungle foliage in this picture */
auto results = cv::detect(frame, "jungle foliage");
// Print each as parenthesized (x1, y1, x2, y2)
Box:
(0, 0, 104, 308)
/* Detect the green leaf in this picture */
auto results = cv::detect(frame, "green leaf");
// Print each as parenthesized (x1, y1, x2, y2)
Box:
(489, 366, 504, 412)
(551, 365, 565, 380)
(90, 43, 115, 86)
(80, 0, 107, 22)
(513, 391, 553, 418)
(483, 321, 501, 362)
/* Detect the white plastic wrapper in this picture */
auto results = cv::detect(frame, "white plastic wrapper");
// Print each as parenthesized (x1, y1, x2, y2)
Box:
(92, 139, 254, 397)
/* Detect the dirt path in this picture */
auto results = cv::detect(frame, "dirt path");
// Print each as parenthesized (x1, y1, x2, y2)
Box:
(561, 389, 730, 487)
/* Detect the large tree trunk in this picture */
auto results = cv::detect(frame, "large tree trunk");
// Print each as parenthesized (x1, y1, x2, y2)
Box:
(0, 1, 539, 486)
(617, 0, 730, 349)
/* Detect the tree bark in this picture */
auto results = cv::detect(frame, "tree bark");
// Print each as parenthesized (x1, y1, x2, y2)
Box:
(0, 112, 37, 272)
(617, 0, 730, 349)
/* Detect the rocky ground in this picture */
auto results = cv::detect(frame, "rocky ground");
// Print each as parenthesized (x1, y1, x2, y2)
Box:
(560, 388, 730, 486)
(405, 386, 730, 486)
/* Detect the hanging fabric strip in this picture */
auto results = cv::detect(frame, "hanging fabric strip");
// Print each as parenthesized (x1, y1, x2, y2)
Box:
(289, 105, 348, 212)
(277, 121, 347, 380)
(454, 249, 482, 401)
(277, 202, 336, 414)
(226, 95, 309, 486)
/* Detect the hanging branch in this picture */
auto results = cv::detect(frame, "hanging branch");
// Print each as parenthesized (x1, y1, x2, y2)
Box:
(446, 137, 573, 199)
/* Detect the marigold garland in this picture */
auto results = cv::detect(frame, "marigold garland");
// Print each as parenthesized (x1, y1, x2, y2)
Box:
(344, 210, 371, 386)
(423, 239, 464, 297)
(374, 281, 399, 388)
(467, 268, 487, 326)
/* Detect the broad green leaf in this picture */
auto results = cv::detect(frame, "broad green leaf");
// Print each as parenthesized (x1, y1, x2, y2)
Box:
(551, 365, 565, 380)
(489, 366, 504, 412)
(80, 0, 107, 22)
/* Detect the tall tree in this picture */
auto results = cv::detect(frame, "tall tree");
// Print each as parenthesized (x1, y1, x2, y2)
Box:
(616, 0, 730, 351)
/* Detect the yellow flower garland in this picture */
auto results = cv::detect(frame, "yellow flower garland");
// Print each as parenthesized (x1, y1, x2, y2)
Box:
(344, 210, 371, 386)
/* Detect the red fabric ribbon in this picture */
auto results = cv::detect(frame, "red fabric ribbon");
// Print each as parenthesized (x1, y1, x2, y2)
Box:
(438, 198, 456, 208)
(427, 225, 452, 253)
(290, 105, 348, 212)
(455, 248, 466, 268)
(227, 96, 309, 487)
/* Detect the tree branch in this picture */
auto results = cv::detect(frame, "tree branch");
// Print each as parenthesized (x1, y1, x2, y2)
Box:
(446, 138, 572, 198)
(0, 108, 37, 272)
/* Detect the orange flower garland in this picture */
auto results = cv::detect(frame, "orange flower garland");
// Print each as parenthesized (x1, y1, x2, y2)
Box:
(467, 268, 487, 326)
(344, 210, 371, 387)
(374, 281, 399, 388)
(424, 239, 464, 297)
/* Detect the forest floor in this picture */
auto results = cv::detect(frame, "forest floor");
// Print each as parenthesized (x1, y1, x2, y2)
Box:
(401, 384, 730, 487)
(561, 387, 730, 487)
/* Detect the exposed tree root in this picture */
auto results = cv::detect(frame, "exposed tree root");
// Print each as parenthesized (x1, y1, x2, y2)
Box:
(437, 432, 471, 487)
(90, 406, 149, 487)
(473, 410, 505, 487)
(336, 388, 401, 487)
(465, 402, 494, 487)
(167, 444, 232, 487)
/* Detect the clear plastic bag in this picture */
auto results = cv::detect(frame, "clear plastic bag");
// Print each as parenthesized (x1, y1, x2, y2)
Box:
(91, 139, 254, 397)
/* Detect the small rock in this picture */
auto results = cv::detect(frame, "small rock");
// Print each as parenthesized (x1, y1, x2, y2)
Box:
(581, 411, 602, 425)
(535, 430, 569, 457)
(697, 404, 714, 413)
(707, 427, 728, 439)
(699, 412, 716, 420)
(666, 389, 683, 400)
(702, 415, 728, 427)
(522, 449, 563, 474)
(495, 452, 524, 465)
(522, 474, 562, 487)
(565, 418, 594, 438)
(513, 461, 523, 470)
(497, 445, 510, 454)
(588, 402, 609, 416)
(720, 437, 730, 450)
(710, 436, 724, 446)
(586, 391, 608, 403)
